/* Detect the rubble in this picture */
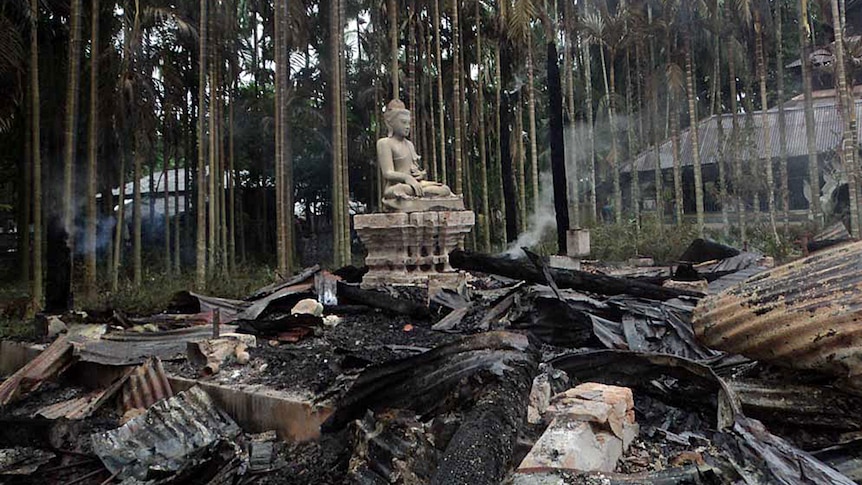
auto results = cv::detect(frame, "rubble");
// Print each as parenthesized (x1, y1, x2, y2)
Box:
(3, 237, 862, 484)
(693, 240, 862, 388)
(91, 386, 241, 481)
(518, 383, 638, 473)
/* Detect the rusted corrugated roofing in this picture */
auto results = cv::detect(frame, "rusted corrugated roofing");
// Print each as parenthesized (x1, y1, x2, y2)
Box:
(692, 241, 862, 384)
(36, 366, 134, 420)
(626, 100, 862, 173)
(120, 357, 174, 412)
(0, 336, 75, 406)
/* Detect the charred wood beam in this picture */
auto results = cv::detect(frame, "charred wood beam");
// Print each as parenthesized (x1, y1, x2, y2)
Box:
(449, 250, 703, 300)
(336, 282, 429, 318)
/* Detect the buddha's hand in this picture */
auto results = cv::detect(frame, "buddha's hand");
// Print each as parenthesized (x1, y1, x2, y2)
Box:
(411, 168, 427, 181)
(408, 178, 425, 197)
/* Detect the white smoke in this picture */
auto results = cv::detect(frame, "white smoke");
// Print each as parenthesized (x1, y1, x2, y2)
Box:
(503, 171, 556, 257)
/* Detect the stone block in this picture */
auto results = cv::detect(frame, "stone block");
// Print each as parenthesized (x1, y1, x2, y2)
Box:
(517, 416, 623, 473)
(566, 229, 591, 257)
(291, 299, 323, 317)
(548, 255, 581, 271)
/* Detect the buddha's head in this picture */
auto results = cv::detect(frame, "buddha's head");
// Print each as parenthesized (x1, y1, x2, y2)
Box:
(384, 99, 411, 137)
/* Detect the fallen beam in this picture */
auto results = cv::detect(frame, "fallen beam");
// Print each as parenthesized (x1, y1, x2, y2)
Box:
(449, 250, 703, 300)
(336, 282, 429, 318)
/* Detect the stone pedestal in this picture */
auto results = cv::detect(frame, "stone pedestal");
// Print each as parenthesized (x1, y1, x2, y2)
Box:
(354, 211, 475, 289)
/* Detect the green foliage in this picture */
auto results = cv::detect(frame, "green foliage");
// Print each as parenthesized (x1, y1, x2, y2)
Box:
(78, 263, 279, 316)
(589, 215, 700, 264)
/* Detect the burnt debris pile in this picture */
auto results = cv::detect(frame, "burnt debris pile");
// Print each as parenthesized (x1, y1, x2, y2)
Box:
(2, 237, 862, 484)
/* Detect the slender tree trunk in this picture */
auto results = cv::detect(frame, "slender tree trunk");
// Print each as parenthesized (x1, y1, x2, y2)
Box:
(174, 125, 181, 273)
(546, 39, 571, 254)
(516, 92, 527, 232)
(133, 132, 143, 287)
(670, 93, 684, 226)
(195, 0, 208, 288)
(583, 36, 598, 221)
(64, 0, 83, 253)
(22, 68, 32, 285)
(799, 0, 821, 222)
(564, 1, 579, 227)
(755, 14, 779, 241)
(339, 0, 351, 266)
(728, 39, 745, 241)
(476, 3, 491, 252)
(208, 14, 219, 272)
(684, 35, 705, 235)
(526, 29, 539, 212)
(84, 0, 98, 296)
(626, 49, 639, 226)
(495, 45, 507, 246)
(408, 0, 416, 131)
(331, 0, 345, 267)
(389, 0, 399, 99)
(30, 0, 43, 307)
(599, 46, 621, 224)
(648, 6, 663, 228)
(274, 1, 284, 272)
(111, 157, 125, 292)
(452, 0, 464, 195)
(434, 0, 447, 184)
(831, 0, 859, 236)
(228, 79, 236, 273)
(774, 1, 790, 228)
(163, 112, 171, 272)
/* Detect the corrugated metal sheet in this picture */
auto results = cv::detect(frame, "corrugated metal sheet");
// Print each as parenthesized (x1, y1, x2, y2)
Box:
(120, 357, 174, 412)
(693, 241, 862, 383)
(627, 100, 862, 173)
(91, 386, 241, 480)
(0, 336, 74, 406)
(814, 221, 852, 242)
(36, 366, 134, 420)
(74, 325, 236, 366)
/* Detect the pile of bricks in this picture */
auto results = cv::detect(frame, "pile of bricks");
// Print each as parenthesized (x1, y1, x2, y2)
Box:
(518, 382, 639, 473)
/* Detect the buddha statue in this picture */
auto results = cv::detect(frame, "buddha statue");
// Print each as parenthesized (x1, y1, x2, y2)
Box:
(377, 100, 463, 212)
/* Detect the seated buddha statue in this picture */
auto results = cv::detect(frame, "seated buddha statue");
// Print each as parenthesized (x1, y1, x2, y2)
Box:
(376, 100, 463, 212)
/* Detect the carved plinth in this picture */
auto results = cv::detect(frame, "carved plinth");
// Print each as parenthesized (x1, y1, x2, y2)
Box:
(354, 211, 475, 289)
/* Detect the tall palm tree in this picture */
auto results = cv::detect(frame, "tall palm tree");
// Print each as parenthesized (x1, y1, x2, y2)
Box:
(774, 0, 790, 228)
(84, 0, 99, 297)
(754, 8, 779, 241)
(64, 0, 83, 246)
(476, 0, 491, 251)
(331, 0, 349, 267)
(830, 0, 859, 236)
(30, 0, 42, 307)
(389, 0, 399, 98)
(433, 0, 447, 184)
(798, 0, 821, 222)
(582, 2, 628, 224)
(673, 0, 706, 235)
(452, 0, 464, 195)
(196, 0, 208, 289)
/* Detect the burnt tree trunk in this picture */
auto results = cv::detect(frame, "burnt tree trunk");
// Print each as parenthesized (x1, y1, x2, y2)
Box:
(546, 41, 570, 253)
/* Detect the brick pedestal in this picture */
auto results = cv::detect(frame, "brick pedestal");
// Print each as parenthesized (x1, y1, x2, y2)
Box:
(353, 211, 475, 289)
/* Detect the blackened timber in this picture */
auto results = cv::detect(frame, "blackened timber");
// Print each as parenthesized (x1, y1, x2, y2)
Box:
(449, 250, 703, 300)
(546, 41, 570, 254)
(336, 282, 429, 318)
